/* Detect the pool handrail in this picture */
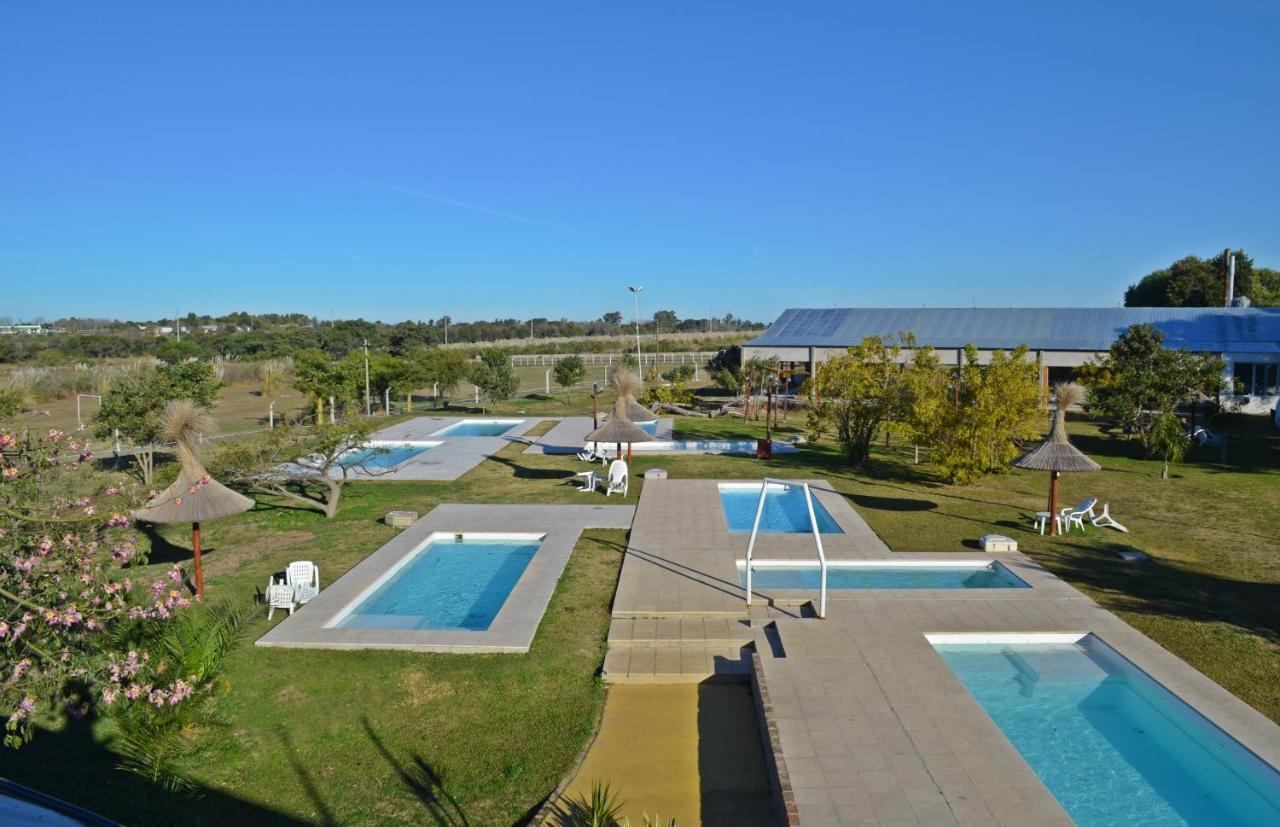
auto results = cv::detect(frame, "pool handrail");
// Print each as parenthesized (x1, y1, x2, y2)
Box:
(744, 477, 828, 619)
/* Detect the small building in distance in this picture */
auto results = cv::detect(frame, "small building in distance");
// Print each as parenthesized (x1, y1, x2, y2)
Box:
(743, 307, 1280, 415)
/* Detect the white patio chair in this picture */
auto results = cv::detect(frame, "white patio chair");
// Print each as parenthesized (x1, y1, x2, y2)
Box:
(576, 449, 599, 462)
(1091, 502, 1129, 533)
(605, 459, 628, 497)
(1058, 498, 1098, 533)
(575, 470, 600, 492)
(266, 578, 296, 620)
(286, 560, 320, 605)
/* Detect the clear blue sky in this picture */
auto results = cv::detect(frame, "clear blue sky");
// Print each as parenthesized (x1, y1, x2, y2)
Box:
(2, 1, 1278, 324)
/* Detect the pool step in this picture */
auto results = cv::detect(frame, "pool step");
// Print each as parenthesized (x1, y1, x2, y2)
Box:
(607, 617, 755, 647)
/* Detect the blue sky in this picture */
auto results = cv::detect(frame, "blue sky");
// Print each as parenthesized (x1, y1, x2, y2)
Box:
(2, 2, 1278, 324)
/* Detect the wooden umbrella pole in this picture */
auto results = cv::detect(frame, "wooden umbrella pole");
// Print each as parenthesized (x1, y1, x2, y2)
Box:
(1049, 472, 1060, 537)
(192, 521, 205, 598)
(627, 441, 633, 463)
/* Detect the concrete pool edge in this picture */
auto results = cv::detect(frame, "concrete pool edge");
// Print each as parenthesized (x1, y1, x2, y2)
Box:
(255, 503, 635, 653)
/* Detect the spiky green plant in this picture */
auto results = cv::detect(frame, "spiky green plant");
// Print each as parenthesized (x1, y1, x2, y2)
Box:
(560, 781, 626, 826)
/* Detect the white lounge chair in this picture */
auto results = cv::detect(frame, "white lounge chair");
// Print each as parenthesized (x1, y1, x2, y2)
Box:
(1058, 497, 1098, 533)
(605, 460, 628, 497)
(286, 560, 320, 605)
(1091, 502, 1129, 533)
(266, 579, 296, 619)
(577, 448, 608, 465)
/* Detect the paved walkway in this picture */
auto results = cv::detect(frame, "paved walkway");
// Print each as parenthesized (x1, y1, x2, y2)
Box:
(554, 684, 773, 826)
(605, 477, 1280, 825)
(524, 415, 673, 455)
(344, 416, 551, 480)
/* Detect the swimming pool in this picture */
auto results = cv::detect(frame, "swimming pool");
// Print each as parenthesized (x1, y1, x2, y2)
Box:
(637, 420, 658, 435)
(739, 561, 1027, 589)
(433, 419, 524, 437)
(930, 633, 1280, 826)
(331, 534, 544, 631)
(719, 483, 842, 533)
(336, 441, 438, 469)
(595, 440, 796, 456)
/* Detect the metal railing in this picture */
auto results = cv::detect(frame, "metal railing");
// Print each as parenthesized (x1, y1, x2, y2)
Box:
(744, 477, 828, 619)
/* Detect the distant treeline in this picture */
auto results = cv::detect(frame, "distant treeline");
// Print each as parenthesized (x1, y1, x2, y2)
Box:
(0, 310, 761, 365)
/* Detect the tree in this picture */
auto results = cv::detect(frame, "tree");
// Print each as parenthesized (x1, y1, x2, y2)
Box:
(291, 349, 353, 423)
(213, 420, 384, 519)
(0, 428, 198, 748)
(806, 337, 908, 465)
(1124, 249, 1279, 307)
(915, 346, 1043, 484)
(740, 356, 775, 420)
(469, 349, 518, 412)
(428, 349, 470, 408)
(601, 311, 623, 327)
(662, 364, 695, 383)
(152, 337, 207, 364)
(1078, 324, 1224, 451)
(652, 310, 678, 331)
(1148, 412, 1189, 480)
(93, 363, 221, 484)
(553, 355, 586, 398)
(388, 350, 432, 413)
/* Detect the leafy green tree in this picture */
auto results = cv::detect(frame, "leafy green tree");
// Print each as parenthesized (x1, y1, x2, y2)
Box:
(807, 337, 908, 465)
(652, 309, 679, 331)
(1148, 412, 1189, 480)
(152, 337, 207, 364)
(1124, 249, 1279, 307)
(601, 311, 623, 327)
(907, 345, 1043, 484)
(429, 349, 470, 408)
(93, 362, 221, 484)
(662, 364, 695, 383)
(553, 355, 586, 398)
(291, 349, 354, 423)
(469, 349, 518, 412)
(1078, 324, 1224, 451)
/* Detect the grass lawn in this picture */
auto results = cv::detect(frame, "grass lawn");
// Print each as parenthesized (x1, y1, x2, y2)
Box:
(1, 405, 1276, 825)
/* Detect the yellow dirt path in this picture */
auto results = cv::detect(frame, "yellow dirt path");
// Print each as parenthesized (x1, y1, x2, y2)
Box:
(560, 683, 772, 826)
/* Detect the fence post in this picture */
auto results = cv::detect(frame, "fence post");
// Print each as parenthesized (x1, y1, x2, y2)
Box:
(545, 368, 551, 395)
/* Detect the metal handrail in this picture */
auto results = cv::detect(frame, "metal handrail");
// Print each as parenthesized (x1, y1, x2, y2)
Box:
(744, 477, 828, 619)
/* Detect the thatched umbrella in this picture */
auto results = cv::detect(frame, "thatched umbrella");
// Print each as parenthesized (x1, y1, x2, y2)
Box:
(608, 369, 655, 422)
(1013, 383, 1100, 536)
(585, 395, 653, 462)
(132, 401, 253, 598)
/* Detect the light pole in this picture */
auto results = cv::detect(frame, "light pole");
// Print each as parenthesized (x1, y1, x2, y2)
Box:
(628, 285, 643, 380)
(363, 339, 371, 417)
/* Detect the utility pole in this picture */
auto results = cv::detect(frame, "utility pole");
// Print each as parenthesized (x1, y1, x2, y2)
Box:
(363, 339, 371, 417)
(444, 314, 449, 345)
(629, 285, 644, 380)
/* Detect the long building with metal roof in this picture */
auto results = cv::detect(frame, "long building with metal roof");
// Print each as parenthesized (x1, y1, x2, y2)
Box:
(744, 307, 1280, 414)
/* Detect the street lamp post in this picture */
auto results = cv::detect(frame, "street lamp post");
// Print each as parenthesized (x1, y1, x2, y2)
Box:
(628, 285, 644, 380)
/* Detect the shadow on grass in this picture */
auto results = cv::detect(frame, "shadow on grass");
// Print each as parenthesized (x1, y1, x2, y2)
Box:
(1042, 541, 1280, 642)
(361, 718, 470, 826)
(0, 718, 310, 827)
(485, 452, 577, 481)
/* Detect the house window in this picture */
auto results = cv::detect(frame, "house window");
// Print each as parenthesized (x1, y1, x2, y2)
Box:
(1232, 363, 1279, 396)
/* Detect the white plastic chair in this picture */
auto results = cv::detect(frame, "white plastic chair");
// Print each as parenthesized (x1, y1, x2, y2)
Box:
(575, 470, 599, 492)
(605, 460, 628, 497)
(1091, 502, 1129, 533)
(1058, 498, 1098, 533)
(286, 561, 320, 605)
(266, 579, 296, 619)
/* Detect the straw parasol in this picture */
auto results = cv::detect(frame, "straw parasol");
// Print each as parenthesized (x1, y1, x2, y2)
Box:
(585, 395, 653, 462)
(1012, 383, 1100, 535)
(609, 369, 655, 422)
(132, 401, 253, 597)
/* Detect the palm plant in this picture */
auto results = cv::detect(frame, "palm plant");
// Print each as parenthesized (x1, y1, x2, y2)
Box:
(1149, 412, 1189, 480)
(560, 782, 626, 826)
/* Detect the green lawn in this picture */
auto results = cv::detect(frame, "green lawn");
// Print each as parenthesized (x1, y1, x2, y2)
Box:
(1, 407, 1277, 825)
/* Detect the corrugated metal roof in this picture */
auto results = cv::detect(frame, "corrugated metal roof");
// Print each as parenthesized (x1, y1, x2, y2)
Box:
(747, 307, 1280, 354)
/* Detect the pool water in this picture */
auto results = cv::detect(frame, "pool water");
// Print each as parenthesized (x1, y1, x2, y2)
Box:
(637, 420, 658, 435)
(742, 563, 1026, 589)
(933, 637, 1280, 826)
(434, 419, 523, 437)
(720, 484, 843, 533)
(336, 537, 541, 631)
(337, 443, 431, 469)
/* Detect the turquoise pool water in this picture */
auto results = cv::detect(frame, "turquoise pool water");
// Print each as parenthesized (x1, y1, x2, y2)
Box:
(637, 420, 658, 435)
(435, 419, 522, 437)
(720, 484, 843, 533)
(934, 638, 1280, 826)
(337, 443, 430, 469)
(336, 537, 541, 631)
(741, 563, 1026, 589)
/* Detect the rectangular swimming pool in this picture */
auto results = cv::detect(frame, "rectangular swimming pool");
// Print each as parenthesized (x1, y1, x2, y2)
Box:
(637, 420, 658, 435)
(337, 441, 438, 469)
(739, 561, 1027, 589)
(930, 633, 1280, 826)
(331, 534, 544, 631)
(433, 419, 524, 437)
(719, 483, 842, 533)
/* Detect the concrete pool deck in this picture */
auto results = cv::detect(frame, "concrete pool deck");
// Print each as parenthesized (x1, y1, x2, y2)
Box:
(523, 415, 674, 455)
(335, 416, 550, 480)
(255, 503, 634, 653)
(606, 478, 1280, 825)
